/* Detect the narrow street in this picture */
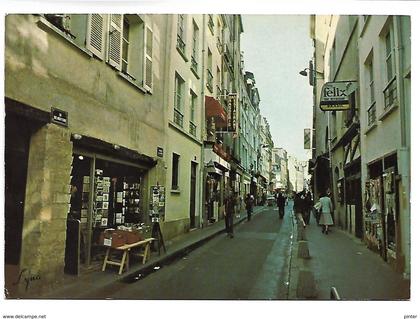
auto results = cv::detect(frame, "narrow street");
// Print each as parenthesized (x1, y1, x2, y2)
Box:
(93, 204, 294, 300)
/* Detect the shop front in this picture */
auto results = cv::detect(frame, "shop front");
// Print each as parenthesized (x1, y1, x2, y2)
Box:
(364, 153, 400, 270)
(204, 148, 230, 224)
(66, 135, 157, 272)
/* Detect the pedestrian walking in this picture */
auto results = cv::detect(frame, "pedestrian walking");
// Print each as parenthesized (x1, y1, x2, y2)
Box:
(245, 193, 254, 221)
(294, 191, 306, 227)
(316, 191, 334, 234)
(276, 191, 286, 219)
(303, 190, 313, 225)
(224, 191, 235, 238)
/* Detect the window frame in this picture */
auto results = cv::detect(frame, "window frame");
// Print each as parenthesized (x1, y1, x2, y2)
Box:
(171, 153, 180, 191)
(174, 73, 185, 127)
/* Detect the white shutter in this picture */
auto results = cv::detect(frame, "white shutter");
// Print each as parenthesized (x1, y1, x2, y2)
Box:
(86, 14, 106, 60)
(108, 14, 123, 70)
(144, 26, 153, 91)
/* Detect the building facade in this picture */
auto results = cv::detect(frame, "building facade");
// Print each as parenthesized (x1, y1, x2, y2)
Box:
(309, 15, 410, 277)
(5, 14, 168, 296)
(272, 148, 289, 193)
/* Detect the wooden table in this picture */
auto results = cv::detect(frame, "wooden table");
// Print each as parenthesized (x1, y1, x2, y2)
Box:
(102, 238, 155, 275)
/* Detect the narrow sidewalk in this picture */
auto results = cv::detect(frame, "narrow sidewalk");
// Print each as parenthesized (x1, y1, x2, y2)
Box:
(302, 220, 410, 300)
(40, 205, 266, 299)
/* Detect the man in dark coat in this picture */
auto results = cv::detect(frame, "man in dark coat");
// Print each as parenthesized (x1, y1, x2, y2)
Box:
(245, 193, 254, 221)
(302, 190, 313, 225)
(224, 191, 235, 238)
(276, 191, 286, 219)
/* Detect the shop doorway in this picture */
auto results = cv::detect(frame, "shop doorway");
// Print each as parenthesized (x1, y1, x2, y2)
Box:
(66, 152, 147, 270)
(189, 162, 197, 228)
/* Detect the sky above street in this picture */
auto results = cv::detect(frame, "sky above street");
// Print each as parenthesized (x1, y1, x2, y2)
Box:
(241, 15, 314, 162)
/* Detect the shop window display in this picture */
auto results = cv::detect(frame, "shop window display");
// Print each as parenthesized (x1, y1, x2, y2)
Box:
(68, 154, 146, 266)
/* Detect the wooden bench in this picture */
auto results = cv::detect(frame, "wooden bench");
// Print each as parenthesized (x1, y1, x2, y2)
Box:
(102, 238, 155, 275)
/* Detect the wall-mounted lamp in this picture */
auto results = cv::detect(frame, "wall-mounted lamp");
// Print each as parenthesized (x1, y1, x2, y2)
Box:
(72, 133, 82, 140)
(299, 60, 324, 86)
(299, 68, 324, 77)
(113, 144, 121, 150)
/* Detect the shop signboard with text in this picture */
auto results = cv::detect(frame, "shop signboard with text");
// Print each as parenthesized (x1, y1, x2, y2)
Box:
(226, 93, 238, 134)
(319, 81, 357, 111)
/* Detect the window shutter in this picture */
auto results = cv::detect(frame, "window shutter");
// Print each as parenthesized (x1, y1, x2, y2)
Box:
(108, 14, 123, 70)
(144, 26, 153, 91)
(86, 14, 106, 60)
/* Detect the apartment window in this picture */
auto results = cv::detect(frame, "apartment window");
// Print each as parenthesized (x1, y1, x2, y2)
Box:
(189, 90, 197, 137)
(206, 49, 213, 92)
(191, 21, 199, 75)
(384, 27, 397, 109)
(172, 153, 180, 190)
(42, 14, 94, 52)
(174, 73, 185, 127)
(367, 59, 376, 126)
(208, 14, 214, 34)
(368, 59, 375, 104)
(121, 17, 130, 74)
(217, 20, 223, 53)
(108, 15, 152, 90)
(177, 14, 186, 55)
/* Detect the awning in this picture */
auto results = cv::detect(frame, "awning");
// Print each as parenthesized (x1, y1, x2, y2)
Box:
(204, 148, 230, 171)
(207, 164, 223, 176)
(205, 96, 227, 127)
(72, 134, 157, 168)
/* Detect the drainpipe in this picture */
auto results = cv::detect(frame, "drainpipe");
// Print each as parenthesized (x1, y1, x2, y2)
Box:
(199, 14, 207, 228)
(395, 15, 410, 278)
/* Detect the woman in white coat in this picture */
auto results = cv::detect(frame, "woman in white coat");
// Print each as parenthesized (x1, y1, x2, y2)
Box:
(317, 191, 334, 234)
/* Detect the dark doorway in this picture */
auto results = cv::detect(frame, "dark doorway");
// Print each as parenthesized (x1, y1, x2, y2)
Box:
(354, 178, 363, 239)
(190, 162, 197, 228)
(5, 113, 32, 265)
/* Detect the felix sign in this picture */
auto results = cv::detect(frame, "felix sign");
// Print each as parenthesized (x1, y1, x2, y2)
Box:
(320, 81, 357, 111)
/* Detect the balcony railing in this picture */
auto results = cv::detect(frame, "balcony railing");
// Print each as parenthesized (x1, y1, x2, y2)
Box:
(176, 34, 186, 55)
(189, 121, 197, 137)
(173, 108, 184, 127)
(206, 69, 213, 92)
(383, 76, 397, 110)
(367, 103, 376, 126)
(191, 55, 198, 74)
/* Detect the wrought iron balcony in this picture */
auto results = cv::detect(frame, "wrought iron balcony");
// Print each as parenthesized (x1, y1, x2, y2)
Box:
(173, 108, 184, 127)
(176, 34, 186, 55)
(189, 121, 197, 137)
(383, 76, 397, 110)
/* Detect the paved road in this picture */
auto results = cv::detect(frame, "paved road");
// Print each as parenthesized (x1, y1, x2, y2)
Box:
(94, 204, 295, 300)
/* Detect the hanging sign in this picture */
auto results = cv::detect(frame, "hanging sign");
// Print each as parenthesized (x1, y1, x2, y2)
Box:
(319, 81, 357, 111)
(226, 93, 238, 133)
(304, 128, 311, 149)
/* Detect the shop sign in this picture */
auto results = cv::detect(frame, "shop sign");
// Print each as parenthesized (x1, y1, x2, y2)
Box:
(51, 107, 68, 127)
(226, 93, 238, 133)
(319, 81, 357, 111)
(157, 147, 164, 157)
